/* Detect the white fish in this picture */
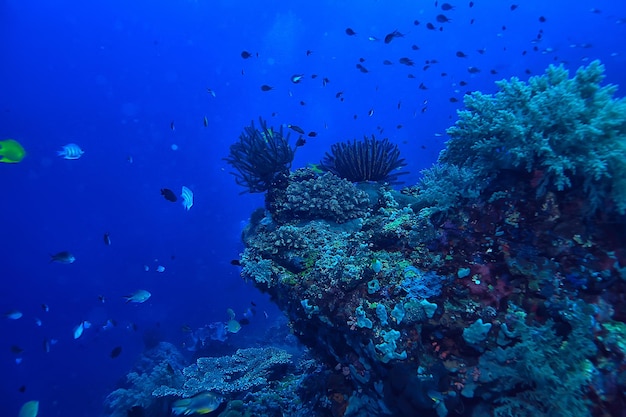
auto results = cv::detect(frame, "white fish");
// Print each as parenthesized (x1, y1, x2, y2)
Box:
(35, 317, 42, 326)
(124, 289, 151, 303)
(181, 186, 193, 210)
(156, 265, 165, 273)
(73, 320, 91, 339)
(4, 310, 23, 320)
(57, 143, 84, 160)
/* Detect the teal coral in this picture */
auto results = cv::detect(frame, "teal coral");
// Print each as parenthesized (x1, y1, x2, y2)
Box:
(440, 60, 626, 214)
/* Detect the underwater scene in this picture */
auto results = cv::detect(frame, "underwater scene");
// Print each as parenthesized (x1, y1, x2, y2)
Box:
(2, 0, 626, 416)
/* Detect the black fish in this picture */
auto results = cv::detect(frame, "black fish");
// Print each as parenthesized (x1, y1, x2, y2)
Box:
(111, 346, 123, 358)
(399, 57, 414, 66)
(287, 124, 305, 134)
(436, 14, 451, 23)
(307, 131, 317, 137)
(18, 385, 26, 393)
(345, 27, 357, 36)
(103, 232, 111, 246)
(241, 50, 252, 59)
(456, 51, 468, 58)
(539, 16, 546, 22)
(295, 137, 306, 147)
(260, 85, 273, 91)
(230, 259, 241, 266)
(441, 2, 455, 10)
(467, 66, 481, 73)
(384, 30, 404, 44)
(449, 97, 459, 102)
(426, 22, 436, 30)
(160, 188, 177, 202)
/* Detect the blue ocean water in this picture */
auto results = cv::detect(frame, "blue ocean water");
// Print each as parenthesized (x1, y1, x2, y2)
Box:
(1, 0, 625, 416)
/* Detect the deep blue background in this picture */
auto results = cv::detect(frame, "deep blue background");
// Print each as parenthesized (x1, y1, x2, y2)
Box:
(1, 0, 625, 415)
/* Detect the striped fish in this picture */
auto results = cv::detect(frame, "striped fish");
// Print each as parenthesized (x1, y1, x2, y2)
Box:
(57, 143, 84, 159)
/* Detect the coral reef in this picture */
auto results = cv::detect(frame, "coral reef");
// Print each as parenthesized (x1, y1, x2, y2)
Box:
(153, 347, 293, 397)
(266, 168, 371, 224)
(103, 342, 186, 417)
(321, 136, 409, 184)
(224, 118, 295, 193)
(439, 60, 626, 214)
(235, 61, 626, 416)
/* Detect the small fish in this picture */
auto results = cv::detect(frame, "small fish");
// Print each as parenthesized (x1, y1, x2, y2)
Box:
(19, 400, 39, 417)
(449, 97, 459, 102)
(322, 77, 330, 87)
(368, 36, 378, 41)
(240, 50, 253, 59)
(57, 143, 84, 160)
(290, 74, 304, 84)
(181, 186, 193, 211)
(436, 14, 451, 23)
(170, 121, 175, 131)
(172, 392, 224, 416)
(43, 339, 50, 353)
(306, 50, 313, 56)
(230, 259, 241, 266)
(73, 320, 91, 339)
(345, 28, 357, 36)
(468, 66, 481, 73)
(203, 116, 208, 127)
(102, 319, 116, 331)
(382, 59, 393, 65)
(307, 131, 317, 137)
(41, 304, 49, 312)
(384, 30, 404, 44)
(368, 109, 374, 117)
(426, 22, 436, 30)
(411, 44, 420, 50)
(156, 265, 166, 273)
(11, 345, 24, 354)
(539, 16, 546, 23)
(356, 63, 369, 73)
(124, 289, 151, 304)
(18, 385, 26, 393)
(5, 310, 23, 320)
(110, 346, 123, 358)
(456, 51, 468, 58)
(161, 188, 177, 202)
(399, 57, 414, 66)
(50, 251, 76, 264)
(98, 295, 106, 303)
(441, 2, 455, 10)
(287, 124, 305, 134)
(206, 88, 216, 97)
(103, 232, 111, 246)
(260, 84, 273, 91)
(295, 137, 306, 147)
(34, 317, 42, 326)
(335, 91, 344, 98)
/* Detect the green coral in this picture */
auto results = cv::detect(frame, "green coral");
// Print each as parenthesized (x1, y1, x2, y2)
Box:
(440, 60, 626, 214)
(478, 303, 597, 417)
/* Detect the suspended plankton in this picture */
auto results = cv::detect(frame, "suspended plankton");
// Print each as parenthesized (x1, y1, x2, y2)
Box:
(181, 186, 193, 210)
(57, 143, 84, 159)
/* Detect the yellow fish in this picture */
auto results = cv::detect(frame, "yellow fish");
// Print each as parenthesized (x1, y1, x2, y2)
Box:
(0, 139, 26, 163)
(172, 392, 223, 415)
(19, 400, 39, 417)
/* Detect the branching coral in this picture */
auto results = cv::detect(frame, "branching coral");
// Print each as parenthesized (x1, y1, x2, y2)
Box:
(440, 60, 626, 214)
(224, 118, 295, 193)
(321, 135, 408, 184)
(153, 347, 292, 397)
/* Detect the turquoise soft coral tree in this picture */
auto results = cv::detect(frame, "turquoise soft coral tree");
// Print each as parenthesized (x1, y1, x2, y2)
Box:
(440, 60, 626, 214)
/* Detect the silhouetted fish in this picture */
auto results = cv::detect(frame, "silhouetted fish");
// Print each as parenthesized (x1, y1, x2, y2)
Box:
(161, 188, 177, 202)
